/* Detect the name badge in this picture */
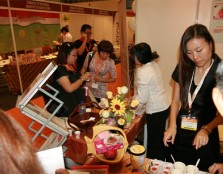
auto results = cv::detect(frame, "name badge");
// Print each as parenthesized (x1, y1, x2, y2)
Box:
(181, 115, 198, 131)
(92, 82, 98, 89)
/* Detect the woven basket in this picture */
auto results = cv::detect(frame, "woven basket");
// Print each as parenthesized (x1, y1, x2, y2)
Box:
(84, 125, 128, 164)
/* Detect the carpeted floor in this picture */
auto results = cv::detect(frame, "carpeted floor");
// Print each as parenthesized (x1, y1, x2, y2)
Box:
(0, 85, 18, 111)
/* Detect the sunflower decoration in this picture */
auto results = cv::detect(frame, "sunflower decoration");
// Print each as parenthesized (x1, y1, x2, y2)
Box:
(110, 98, 126, 116)
(98, 86, 139, 128)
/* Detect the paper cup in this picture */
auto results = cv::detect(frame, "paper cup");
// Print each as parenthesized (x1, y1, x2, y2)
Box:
(173, 161, 186, 172)
(164, 163, 173, 173)
(75, 130, 81, 138)
(171, 168, 184, 174)
(186, 165, 199, 174)
(68, 129, 73, 136)
(150, 166, 159, 174)
(163, 168, 170, 174)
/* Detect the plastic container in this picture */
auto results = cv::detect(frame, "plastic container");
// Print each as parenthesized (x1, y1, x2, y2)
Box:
(129, 144, 146, 171)
(79, 101, 86, 116)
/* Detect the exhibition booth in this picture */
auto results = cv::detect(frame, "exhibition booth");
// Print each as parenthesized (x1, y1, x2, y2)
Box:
(2, 0, 221, 173)
(0, 0, 135, 94)
(0, 0, 145, 173)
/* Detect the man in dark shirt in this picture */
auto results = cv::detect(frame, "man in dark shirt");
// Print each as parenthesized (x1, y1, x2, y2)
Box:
(74, 24, 96, 72)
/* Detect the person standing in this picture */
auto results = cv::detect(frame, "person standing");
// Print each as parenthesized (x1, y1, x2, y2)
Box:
(60, 26, 73, 43)
(163, 24, 223, 171)
(81, 40, 116, 102)
(75, 24, 96, 72)
(130, 42, 170, 160)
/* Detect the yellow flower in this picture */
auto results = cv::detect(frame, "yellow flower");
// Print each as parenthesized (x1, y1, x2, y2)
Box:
(117, 118, 126, 126)
(99, 109, 104, 116)
(131, 99, 139, 108)
(110, 98, 126, 116)
(117, 87, 122, 94)
(100, 98, 109, 108)
(106, 91, 113, 99)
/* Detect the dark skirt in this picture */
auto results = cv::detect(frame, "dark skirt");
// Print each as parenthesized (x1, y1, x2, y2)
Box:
(165, 117, 220, 172)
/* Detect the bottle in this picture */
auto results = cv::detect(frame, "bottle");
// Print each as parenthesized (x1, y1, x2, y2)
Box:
(79, 101, 86, 116)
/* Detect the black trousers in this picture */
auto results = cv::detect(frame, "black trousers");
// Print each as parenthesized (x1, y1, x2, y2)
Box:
(146, 107, 170, 160)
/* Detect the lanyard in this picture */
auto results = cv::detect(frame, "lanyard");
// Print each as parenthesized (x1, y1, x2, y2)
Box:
(95, 58, 106, 76)
(85, 42, 92, 53)
(187, 59, 214, 115)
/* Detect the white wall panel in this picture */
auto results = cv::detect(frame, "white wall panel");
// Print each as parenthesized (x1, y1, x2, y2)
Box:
(61, 13, 113, 43)
(136, 0, 220, 101)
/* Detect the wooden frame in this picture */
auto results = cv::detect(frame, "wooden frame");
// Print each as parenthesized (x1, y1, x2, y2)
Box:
(71, 165, 109, 174)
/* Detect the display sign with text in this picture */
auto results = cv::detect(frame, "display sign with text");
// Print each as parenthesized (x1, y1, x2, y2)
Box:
(210, 0, 223, 43)
(0, 9, 60, 53)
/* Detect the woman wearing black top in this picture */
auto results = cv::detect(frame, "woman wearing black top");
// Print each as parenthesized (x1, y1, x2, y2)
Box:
(163, 24, 223, 171)
(49, 42, 91, 117)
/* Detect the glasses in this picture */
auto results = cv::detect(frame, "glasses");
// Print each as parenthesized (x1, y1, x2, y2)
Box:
(85, 32, 92, 35)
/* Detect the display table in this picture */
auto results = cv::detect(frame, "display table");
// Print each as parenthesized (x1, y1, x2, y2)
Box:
(0, 59, 10, 68)
(64, 115, 146, 165)
(109, 153, 150, 173)
(3, 59, 53, 94)
(70, 153, 150, 174)
(73, 154, 208, 174)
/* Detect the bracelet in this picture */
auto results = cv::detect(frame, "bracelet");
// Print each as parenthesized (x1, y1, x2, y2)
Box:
(201, 125, 212, 134)
(80, 77, 84, 82)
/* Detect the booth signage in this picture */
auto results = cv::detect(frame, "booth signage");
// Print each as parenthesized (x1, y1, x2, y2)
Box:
(62, 5, 91, 14)
(95, 9, 115, 16)
(5, 0, 61, 12)
(0, 9, 60, 53)
(0, 0, 116, 16)
(62, 4, 115, 16)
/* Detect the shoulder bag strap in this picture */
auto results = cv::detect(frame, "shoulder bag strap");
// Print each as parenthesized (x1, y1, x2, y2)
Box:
(86, 52, 95, 72)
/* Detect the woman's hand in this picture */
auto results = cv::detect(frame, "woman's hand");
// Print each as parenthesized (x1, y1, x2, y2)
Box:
(163, 126, 177, 147)
(209, 163, 223, 174)
(81, 72, 92, 81)
(93, 74, 104, 82)
(193, 128, 209, 149)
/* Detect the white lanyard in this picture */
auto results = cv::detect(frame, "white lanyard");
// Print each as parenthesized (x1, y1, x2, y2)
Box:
(188, 59, 214, 113)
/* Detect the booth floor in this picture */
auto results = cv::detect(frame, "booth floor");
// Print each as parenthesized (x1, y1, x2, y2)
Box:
(0, 84, 18, 110)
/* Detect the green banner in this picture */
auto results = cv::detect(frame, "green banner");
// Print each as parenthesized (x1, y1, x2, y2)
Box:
(0, 9, 60, 53)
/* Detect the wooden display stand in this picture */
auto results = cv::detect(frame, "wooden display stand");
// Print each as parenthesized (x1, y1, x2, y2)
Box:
(17, 62, 69, 151)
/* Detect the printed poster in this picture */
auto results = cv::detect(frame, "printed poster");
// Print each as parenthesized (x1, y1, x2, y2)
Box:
(0, 9, 60, 53)
(210, 0, 223, 43)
